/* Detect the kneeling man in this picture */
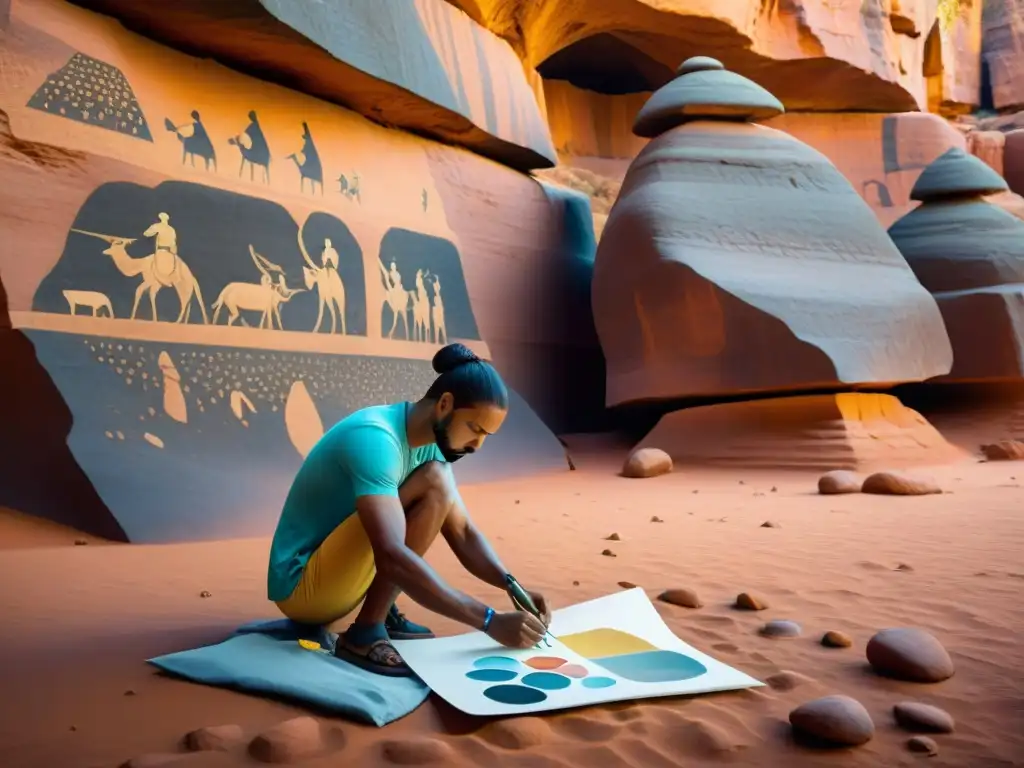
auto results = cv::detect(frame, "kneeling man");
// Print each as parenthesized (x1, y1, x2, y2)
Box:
(267, 343, 550, 676)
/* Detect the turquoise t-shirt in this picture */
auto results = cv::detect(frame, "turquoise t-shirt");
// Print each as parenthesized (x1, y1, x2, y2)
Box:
(266, 401, 444, 602)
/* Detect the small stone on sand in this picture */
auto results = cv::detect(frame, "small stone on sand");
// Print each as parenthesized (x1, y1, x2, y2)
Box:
(605, 532, 621, 540)
(818, 470, 862, 494)
(618, 581, 637, 589)
(789, 695, 875, 746)
(759, 619, 801, 638)
(199, 591, 211, 598)
(821, 630, 853, 648)
(184, 724, 245, 752)
(74, 539, 88, 546)
(622, 447, 672, 478)
(895, 563, 914, 572)
(249, 716, 325, 763)
(657, 588, 702, 608)
(380, 737, 454, 765)
(572, 580, 580, 586)
(760, 520, 779, 528)
(907, 735, 939, 755)
(650, 515, 664, 523)
(893, 702, 955, 733)
(866, 628, 954, 682)
(862, 471, 942, 496)
(735, 592, 767, 610)
(601, 549, 616, 557)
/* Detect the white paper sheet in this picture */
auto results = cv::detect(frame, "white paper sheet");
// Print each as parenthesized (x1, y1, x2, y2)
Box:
(392, 588, 764, 716)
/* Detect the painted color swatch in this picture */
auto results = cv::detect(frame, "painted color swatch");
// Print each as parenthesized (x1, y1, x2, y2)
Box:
(559, 628, 658, 658)
(483, 684, 547, 705)
(559, 628, 708, 684)
(521, 672, 572, 690)
(466, 669, 518, 682)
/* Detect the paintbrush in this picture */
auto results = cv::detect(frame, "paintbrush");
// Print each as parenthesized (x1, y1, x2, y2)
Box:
(505, 574, 554, 647)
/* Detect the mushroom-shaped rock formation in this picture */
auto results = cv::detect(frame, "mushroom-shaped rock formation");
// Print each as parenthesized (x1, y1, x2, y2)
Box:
(592, 57, 953, 406)
(889, 147, 1024, 381)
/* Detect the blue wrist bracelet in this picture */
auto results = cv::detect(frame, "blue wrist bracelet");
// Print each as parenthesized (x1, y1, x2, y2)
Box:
(482, 606, 495, 632)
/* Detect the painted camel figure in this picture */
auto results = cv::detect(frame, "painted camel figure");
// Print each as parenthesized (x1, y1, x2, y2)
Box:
(297, 231, 346, 334)
(70, 229, 208, 324)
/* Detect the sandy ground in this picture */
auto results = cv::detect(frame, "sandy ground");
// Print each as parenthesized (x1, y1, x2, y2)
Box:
(1, 448, 1022, 768)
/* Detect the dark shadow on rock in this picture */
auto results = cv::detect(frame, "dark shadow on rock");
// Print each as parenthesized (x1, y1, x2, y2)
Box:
(0, 275, 127, 541)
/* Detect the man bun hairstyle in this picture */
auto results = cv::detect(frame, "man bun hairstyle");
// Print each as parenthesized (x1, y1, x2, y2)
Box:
(426, 343, 509, 409)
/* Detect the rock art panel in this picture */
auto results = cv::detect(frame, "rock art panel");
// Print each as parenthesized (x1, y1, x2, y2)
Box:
(27, 51, 153, 141)
(67, 0, 556, 170)
(592, 57, 953, 407)
(888, 147, 1024, 382)
(636, 393, 968, 471)
(0, 0, 579, 540)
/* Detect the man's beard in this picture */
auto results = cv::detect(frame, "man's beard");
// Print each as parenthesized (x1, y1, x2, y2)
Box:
(433, 413, 474, 463)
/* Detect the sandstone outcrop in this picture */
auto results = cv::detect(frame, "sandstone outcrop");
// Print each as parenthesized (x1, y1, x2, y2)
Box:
(983, 0, 1024, 110)
(635, 394, 967, 471)
(888, 147, 1024, 382)
(448, 0, 962, 112)
(68, 0, 555, 170)
(592, 58, 952, 407)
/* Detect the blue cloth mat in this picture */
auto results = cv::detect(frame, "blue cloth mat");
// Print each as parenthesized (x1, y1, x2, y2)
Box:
(147, 619, 430, 727)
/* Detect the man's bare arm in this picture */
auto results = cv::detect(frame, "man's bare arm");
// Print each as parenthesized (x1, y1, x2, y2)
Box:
(356, 494, 490, 628)
(441, 497, 509, 590)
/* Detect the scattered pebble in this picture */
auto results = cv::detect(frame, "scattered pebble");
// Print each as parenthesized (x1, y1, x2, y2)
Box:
(514, 500, 520, 505)
(124, 689, 136, 696)
(380, 737, 454, 765)
(184, 724, 245, 752)
(760, 520, 779, 528)
(907, 735, 939, 755)
(617, 581, 637, 589)
(734, 592, 767, 610)
(893, 702, 955, 733)
(766, 670, 814, 691)
(74, 539, 88, 546)
(605, 532, 621, 541)
(866, 628, 954, 682)
(759, 620, 801, 638)
(199, 591, 212, 598)
(601, 549, 616, 557)
(862, 471, 942, 496)
(657, 588, 702, 609)
(691, 489, 699, 494)
(980, 440, 1024, 460)
(572, 580, 579, 586)
(821, 630, 853, 648)
(650, 515, 664, 523)
(817, 470, 862, 494)
(895, 563, 914, 572)
(249, 716, 327, 764)
(789, 695, 875, 747)
(622, 447, 672, 478)
(770, 486, 777, 492)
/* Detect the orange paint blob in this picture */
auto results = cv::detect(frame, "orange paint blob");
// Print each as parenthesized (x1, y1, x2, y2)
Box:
(524, 656, 567, 670)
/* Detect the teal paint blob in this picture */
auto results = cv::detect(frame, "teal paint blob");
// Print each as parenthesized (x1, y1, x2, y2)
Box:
(483, 684, 548, 705)
(473, 656, 521, 670)
(466, 669, 518, 682)
(581, 676, 617, 689)
(592, 650, 708, 683)
(521, 672, 571, 690)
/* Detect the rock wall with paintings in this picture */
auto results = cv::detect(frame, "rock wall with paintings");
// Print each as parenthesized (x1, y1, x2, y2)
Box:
(0, 0, 591, 543)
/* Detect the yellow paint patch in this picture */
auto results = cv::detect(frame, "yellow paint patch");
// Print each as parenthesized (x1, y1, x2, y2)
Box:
(558, 628, 657, 659)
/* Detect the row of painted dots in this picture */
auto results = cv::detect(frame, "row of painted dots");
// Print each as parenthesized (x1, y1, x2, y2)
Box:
(466, 656, 616, 705)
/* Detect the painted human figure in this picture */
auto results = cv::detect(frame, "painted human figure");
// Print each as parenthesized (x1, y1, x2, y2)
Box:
(144, 212, 178, 285)
(267, 343, 551, 676)
(321, 238, 339, 271)
(231, 110, 271, 182)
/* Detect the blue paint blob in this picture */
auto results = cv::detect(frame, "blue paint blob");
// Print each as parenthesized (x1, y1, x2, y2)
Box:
(581, 676, 617, 689)
(465, 669, 518, 682)
(473, 655, 521, 670)
(592, 650, 708, 683)
(521, 672, 572, 691)
(483, 684, 548, 705)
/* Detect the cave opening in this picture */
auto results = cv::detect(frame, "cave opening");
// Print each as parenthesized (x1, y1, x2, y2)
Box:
(538, 33, 675, 95)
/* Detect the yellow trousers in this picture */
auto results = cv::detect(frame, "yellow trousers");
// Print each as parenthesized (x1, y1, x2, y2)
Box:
(275, 513, 377, 625)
